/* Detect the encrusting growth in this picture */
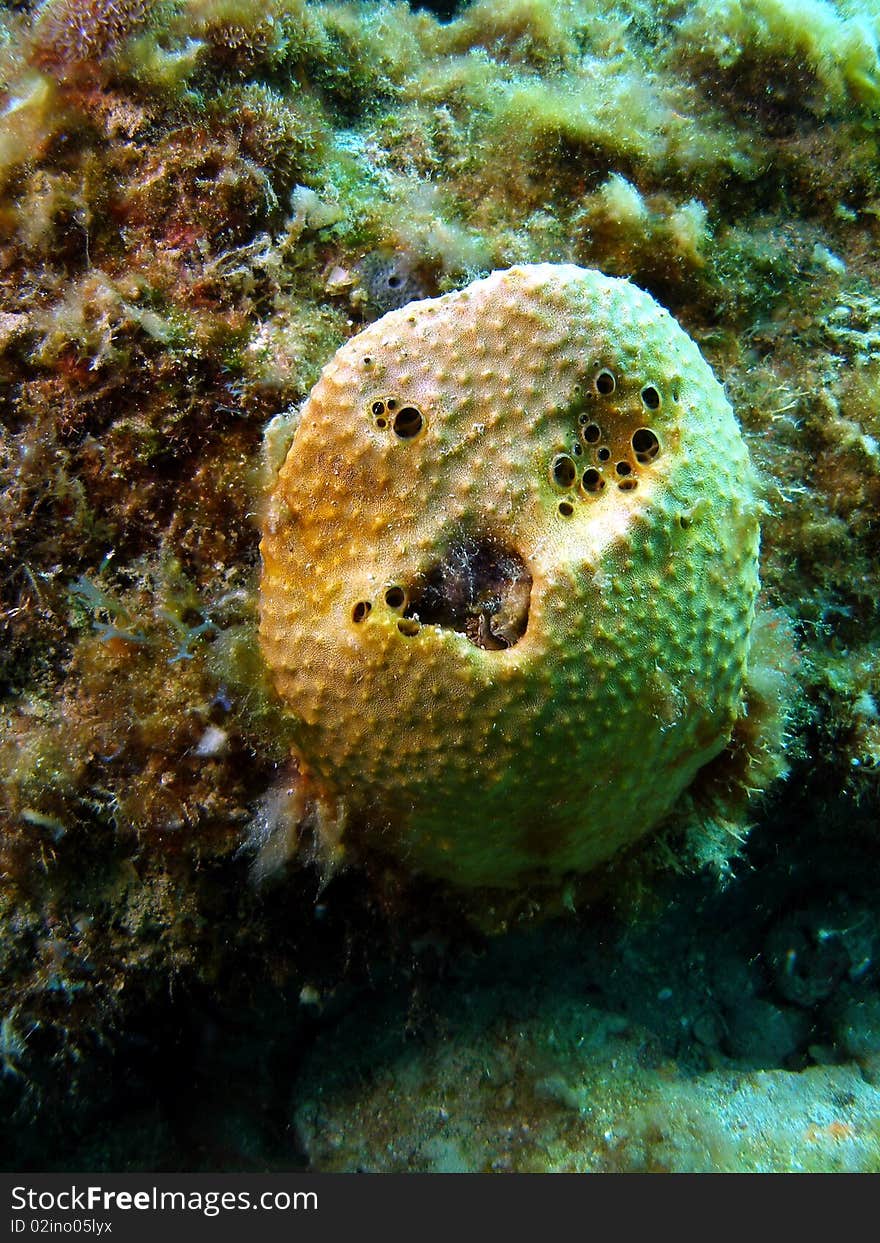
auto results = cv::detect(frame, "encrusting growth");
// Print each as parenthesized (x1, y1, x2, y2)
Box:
(260, 264, 760, 889)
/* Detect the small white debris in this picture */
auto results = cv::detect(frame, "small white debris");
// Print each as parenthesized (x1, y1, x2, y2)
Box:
(812, 244, 846, 275)
(194, 725, 228, 758)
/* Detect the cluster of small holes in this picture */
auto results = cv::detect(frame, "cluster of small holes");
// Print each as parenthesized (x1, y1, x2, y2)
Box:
(386, 584, 423, 634)
(550, 373, 665, 512)
(369, 397, 425, 439)
(350, 586, 422, 636)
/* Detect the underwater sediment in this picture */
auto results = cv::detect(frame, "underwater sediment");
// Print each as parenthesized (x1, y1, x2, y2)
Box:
(1, 0, 880, 1171)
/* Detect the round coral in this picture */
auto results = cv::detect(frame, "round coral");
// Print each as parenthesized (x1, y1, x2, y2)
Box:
(260, 264, 759, 889)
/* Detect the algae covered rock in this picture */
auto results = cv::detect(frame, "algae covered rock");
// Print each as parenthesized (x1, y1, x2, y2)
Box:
(260, 264, 759, 888)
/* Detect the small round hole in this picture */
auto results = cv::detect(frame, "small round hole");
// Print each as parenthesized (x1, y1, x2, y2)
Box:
(618, 478, 638, 492)
(572, 443, 582, 456)
(351, 601, 371, 623)
(397, 618, 420, 637)
(551, 454, 577, 488)
(597, 446, 611, 462)
(363, 356, 373, 367)
(615, 461, 632, 476)
(558, 500, 574, 517)
(641, 385, 661, 410)
(371, 400, 385, 416)
(582, 468, 604, 493)
(582, 423, 601, 444)
(385, 586, 406, 609)
(631, 428, 660, 461)
(375, 417, 387, 429)
(386, 397, 398, 411)
(393, 406, 423, 438)
(595, 370, 616, 395)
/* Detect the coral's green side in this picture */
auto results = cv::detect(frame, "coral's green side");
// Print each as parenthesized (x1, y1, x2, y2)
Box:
(260, 264, 759, 887)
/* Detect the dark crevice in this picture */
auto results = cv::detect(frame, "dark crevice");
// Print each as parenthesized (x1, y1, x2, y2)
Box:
(404, 536, 531, 650)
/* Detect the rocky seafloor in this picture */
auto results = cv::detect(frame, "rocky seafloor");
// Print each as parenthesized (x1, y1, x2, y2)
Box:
(2, 0, 880, 1172)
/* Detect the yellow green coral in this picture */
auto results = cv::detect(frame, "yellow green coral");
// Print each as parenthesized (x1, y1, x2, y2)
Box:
(260, 263, 760, 888)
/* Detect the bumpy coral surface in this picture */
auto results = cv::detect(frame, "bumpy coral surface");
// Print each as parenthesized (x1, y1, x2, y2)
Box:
(4, 0, 880, 1172)
(260, 264, 759, 887)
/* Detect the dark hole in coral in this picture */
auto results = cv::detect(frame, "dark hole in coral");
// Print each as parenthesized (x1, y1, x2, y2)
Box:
(363, 356, 373, 367)
(619, 479, 638, 492)
(372, 400, 385, 416)
(403, 536, 531, 650)
(572, 443, 582, 456)
(393, 406, 424, 438)
(583, 422, 601, 443)
(388, 275, 401, 288)
(597, 447, 611, 462)
(376, 417, 387, 429)
(616, 461, 632, 476)
(386, 397, 398, 411)
(641, 385, 661, 409)
(596, 370, 616, 395)
(351, 601, 371, 623)
(551, 454, 577, 488)
(385, 586, 406, 609)
(632, 428, 660, 460)
(583, 468, 604, 493)
(558, 501, 574, 517)
(397, 618, 420, 637)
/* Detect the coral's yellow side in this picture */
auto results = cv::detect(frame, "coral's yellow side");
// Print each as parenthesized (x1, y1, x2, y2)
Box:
(260, 264, 759, 888)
